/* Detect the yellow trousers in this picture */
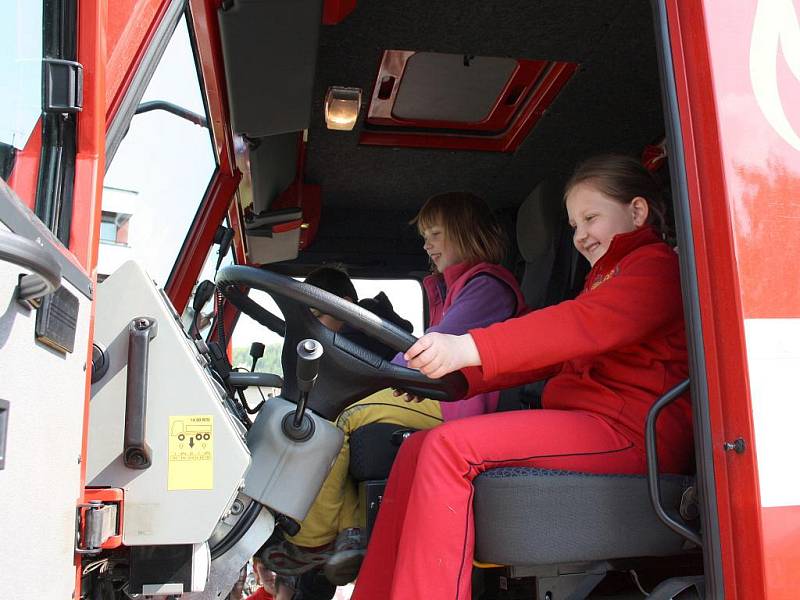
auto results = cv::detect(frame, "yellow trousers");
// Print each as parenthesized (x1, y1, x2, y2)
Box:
(287, 388, 443, 547)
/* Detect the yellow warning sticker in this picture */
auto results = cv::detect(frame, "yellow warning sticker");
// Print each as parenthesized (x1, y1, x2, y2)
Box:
(168, 415, 213, 490)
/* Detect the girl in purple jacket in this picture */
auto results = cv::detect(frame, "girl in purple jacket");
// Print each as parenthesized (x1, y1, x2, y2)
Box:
(261, 192, 525, 585)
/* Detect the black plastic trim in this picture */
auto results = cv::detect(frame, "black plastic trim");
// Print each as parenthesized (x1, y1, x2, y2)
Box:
(651, 0, 724, 596)
(36, 0, 79, 246)
(0, 399, 9, 470)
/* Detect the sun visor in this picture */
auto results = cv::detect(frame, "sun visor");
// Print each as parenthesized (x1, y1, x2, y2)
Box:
(218, 0, 322, 137)
(249, 133, 300, 215)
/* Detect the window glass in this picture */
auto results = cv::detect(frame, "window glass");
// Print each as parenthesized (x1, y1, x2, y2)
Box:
(0, 1, 43, 151)
(231, 279, 424, 378)
(100, 16, 217, 284)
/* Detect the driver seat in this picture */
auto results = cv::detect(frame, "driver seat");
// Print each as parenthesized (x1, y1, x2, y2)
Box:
(471, 378, 704, 599)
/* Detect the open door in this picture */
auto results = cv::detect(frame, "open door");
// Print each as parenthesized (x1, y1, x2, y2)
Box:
(0, 1, 102, 597)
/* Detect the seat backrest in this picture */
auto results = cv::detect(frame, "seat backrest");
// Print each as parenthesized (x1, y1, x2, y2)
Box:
(515, 180, 565, 310)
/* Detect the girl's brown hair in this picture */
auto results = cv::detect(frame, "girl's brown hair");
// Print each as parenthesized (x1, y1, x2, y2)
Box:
(564, 154, 668, 235)
(411, 191, 507, 268)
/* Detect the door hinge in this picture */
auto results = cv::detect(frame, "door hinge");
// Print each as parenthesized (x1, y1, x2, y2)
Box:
(43, 58, 84, 114)
(75, 500, 120, 556)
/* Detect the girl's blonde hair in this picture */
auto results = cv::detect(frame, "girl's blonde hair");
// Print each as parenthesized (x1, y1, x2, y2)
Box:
(411, 191, 507, 267)
(564, 154, 668, 236)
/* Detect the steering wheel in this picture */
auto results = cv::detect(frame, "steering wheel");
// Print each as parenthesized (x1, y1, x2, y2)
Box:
(215, 265, 468, 421)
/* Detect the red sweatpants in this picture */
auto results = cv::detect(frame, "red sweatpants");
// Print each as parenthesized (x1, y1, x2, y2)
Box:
(351, 409, 647, 600)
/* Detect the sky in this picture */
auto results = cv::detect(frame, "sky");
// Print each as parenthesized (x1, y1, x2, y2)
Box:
(1, 1, 43, 148)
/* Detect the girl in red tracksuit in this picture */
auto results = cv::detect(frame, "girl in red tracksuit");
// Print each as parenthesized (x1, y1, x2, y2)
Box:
(351, 155, 693, 600)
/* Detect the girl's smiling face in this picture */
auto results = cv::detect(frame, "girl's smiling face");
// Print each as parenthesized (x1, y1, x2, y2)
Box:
(422, 224, 462, 272)
(566, 182, 648, 266)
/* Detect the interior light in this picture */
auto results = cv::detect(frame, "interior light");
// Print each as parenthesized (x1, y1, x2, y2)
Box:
(325, 86, 362, 130)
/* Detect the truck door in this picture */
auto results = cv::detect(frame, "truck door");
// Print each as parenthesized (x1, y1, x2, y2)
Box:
(0, 1, 104, 598)
(664, 0, 800, 597)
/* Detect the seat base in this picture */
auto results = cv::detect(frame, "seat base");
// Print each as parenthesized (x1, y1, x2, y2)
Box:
(474, 468, 694, 566)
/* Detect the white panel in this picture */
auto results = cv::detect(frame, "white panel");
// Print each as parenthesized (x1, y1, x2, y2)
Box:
(0, 250, 91, 598)
(745, 318, 800, 507)
(87, 261, 250, 545)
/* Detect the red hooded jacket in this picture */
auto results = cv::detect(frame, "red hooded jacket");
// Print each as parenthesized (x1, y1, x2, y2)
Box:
(465, 227, 693, 473)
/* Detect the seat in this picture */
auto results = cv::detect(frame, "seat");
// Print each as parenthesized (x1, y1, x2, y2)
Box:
(473, 468, 692, 565)
(472, 378, 703, 598)
(498, 180, 584, 411)
(514, 179, 565, 311)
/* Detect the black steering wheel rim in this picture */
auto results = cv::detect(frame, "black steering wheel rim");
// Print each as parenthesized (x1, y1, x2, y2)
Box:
(215, 265, 468, 419)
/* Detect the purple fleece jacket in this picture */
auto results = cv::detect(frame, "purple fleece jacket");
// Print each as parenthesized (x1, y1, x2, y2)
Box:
(392, 262, 521, 420)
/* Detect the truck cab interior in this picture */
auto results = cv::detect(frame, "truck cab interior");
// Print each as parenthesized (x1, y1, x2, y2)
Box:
(207, 1, 707, 598)
(86, 1, 713, 598)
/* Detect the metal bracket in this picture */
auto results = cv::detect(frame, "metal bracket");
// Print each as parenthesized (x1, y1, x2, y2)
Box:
(75, 501, 119, 556)
(43, 58, 84, 113)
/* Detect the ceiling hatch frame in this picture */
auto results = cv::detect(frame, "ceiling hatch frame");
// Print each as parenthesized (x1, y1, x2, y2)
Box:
(360, 50, 579, 153)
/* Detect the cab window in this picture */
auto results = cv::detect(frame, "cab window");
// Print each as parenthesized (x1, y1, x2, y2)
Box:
(99, 15, 217, 285)
(231, 279, 424, 377)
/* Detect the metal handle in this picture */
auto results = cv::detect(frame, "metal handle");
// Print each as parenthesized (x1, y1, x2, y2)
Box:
(645, 378, 703, 547)
(0, 229, 62, 307)
(124, 317, 158, 469)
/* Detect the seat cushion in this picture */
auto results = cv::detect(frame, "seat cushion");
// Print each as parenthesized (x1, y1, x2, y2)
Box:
(473, 468, 693, 566)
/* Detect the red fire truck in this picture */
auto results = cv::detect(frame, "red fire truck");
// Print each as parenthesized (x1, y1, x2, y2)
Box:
(1, 1, 798, 598)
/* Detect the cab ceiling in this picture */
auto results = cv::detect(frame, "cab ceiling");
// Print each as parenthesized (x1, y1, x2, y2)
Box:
(222, 0, 665, 274)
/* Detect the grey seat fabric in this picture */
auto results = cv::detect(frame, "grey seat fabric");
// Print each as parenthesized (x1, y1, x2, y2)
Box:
(473, 468, 693, 566)
(498, 181, 566, 412)
(515, 180, 565, 310)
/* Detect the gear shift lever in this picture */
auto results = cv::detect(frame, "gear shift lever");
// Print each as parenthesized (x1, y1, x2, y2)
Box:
(282, 339, 323, 441)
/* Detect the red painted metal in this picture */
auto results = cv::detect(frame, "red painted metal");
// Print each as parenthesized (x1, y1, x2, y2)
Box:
(228, 198, 249, 264)
(665, 1, 768, 597)
(189, 0, 238, 175)
(166, 169, 241, 315)
(322, 0, 357, 25)
(163, 0, 244, 315)
(360, 58, 577, 152)
(761, 506, 800, 600)
(72, 2, 107, 596)
(270, 183, 322, 251)
(84, 488, 125, 549)
(105, 0, 172, 126)
(695, 0, 800, 597)
(71, 0, 109, 272)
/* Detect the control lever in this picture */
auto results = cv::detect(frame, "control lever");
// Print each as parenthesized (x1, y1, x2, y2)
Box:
(281, 339, 323, 441)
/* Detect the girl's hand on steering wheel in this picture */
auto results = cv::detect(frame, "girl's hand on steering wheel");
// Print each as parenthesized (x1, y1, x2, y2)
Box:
(404, 332, 481, 379)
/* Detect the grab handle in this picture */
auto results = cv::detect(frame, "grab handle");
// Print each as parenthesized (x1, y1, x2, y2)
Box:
(645, 378, 702, 547)
(0, 229, 61, 307)
(124, 317, 158, 469)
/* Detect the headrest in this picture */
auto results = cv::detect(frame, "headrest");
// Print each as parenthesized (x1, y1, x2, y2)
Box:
(516, 180, 563, 262)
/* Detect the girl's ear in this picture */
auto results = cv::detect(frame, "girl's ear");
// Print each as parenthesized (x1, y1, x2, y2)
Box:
(630, 196, 650, 227)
